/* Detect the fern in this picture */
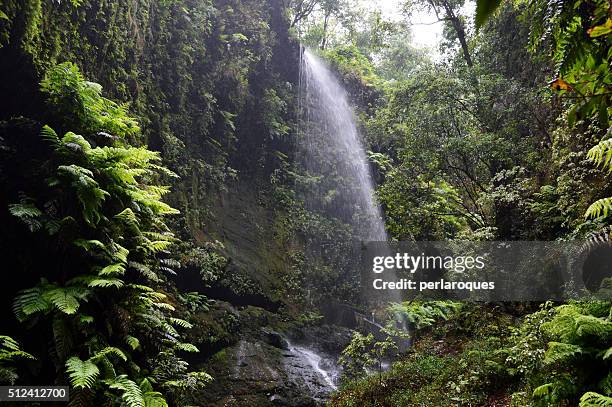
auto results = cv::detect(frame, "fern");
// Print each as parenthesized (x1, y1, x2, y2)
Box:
(125, 336, 140, 351)
(43, 287, 82, 314)
(89, 347, 127, 363)
(586, 197, 612, 219)
(52, 317, 73, 361)
(0, 336, 34, 385)
(40, 125, 60, 147)
(533, 383, 554, 398)
(169, 318, 193, 329)
(13, 286, 51, 321)
(588, 138, 612, 171)
(6, 62, 194, 406)
(98, 263, 126, 276)
(544, 341, 583, 365)
(8, 200, 44, 232)
(88, 278, 124, 288)
(57, 164, 109, 225)
(174, 343, 199, 353)
(104, 375, 144, 407)
(580, 392, 612, 406)
(65, 357, 100, 389)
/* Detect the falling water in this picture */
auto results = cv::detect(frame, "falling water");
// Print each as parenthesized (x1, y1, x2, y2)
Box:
(298, 48, 387, 241)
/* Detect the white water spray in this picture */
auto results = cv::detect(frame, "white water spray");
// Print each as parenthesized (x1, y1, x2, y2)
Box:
(299, 48, 387, 241)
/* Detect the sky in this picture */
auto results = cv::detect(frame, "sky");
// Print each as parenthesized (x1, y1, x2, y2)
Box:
(371, 0, 476, 50)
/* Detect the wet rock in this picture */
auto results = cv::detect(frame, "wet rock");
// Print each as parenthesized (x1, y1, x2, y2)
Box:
(262, 328, 289, 350)
(198, 338, 337, 407)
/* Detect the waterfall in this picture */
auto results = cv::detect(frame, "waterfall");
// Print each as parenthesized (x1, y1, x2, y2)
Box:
(298, 48, 387, 242)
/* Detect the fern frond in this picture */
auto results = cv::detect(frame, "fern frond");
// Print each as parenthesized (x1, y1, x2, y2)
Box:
(73, 239, 107, 253)
(8, 202, 43, 232)
(114, 208, 140, 226)
(544, 341, 583, 365)
(586, 197, 612, 219)
(42, 287, 82, 315)
(88, 278, 124, 288)
(175, 343, 198, 353)
(13, 286, 51, 321)
(169, 318, 193, 329)
(65, 357, 99, 389)
(104, 375, 144, 407)
(125, 336, 140, 351)
(40, 125, 60, 148)
(98, 263, 126, 276)
(89, 346, 127, 362)
(587, 138, 612, 170)
(109, 242, 129, 263)
(52, 317, 73, 361)
(67, 388, 94, 407)
(533, 383, 553, 398)
(579, 391, 612, 406)
(57, 164, 109, 225)
(61, 132, 92, 154)
(128, 262, 160, 282)
(0, 336, 35, 362)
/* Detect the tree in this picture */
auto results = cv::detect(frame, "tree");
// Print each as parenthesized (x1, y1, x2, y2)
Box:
(404, 0, 474, 66)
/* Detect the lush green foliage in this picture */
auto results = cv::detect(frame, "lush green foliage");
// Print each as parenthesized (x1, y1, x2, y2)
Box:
(1, 62, 209, 405)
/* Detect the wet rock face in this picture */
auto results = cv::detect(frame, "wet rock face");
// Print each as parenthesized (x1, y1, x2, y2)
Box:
(187, 304, 354, 406)
(201, 339, 338, 407)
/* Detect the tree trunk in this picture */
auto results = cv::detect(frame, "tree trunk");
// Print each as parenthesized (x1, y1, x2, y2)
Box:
(442, 1, 473, 67)
(320, 11, 330, 50)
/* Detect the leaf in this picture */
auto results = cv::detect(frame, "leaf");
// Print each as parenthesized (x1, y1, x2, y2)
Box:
(99, 263, 126, 276)
(65, 357, 99, 389)
(89, 346, 127, 362)
(125, 336, 140, 350)
(549, 78, 572, 91)
(579, 391, 612, 406)
(586, 197, 612, 219)
(13, 287, 51, 321)
(175, 342, 199, 353)
(169, 317, 193, 329)
(43, 288, 81, 314)
(88, 278, 124, 288)
(0, 10, 9, 20)
(533, 383, 553, 398)
(475, 0, 502, 29)
(588, 19, 612, 38)
(104, 375, 144, 407)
